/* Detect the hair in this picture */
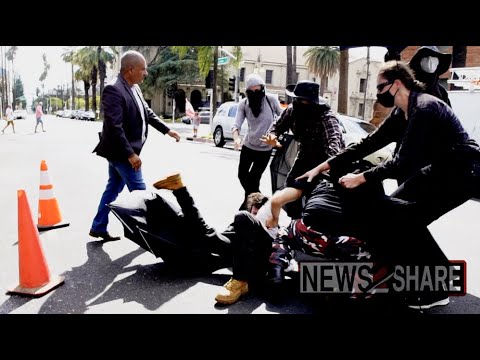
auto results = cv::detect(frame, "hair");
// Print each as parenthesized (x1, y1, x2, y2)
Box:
(120, 50, 145, 72)
(245, 192, 269, 212)
(379, 61, 425, 92)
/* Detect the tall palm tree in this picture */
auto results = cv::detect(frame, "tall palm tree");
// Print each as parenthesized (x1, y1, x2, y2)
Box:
(62, 47, 76, 110)
(338, 49, 349, 114)
(6, 46, 17, 107)
(96, 46, 117, 119)
(304, 46, 340, 96)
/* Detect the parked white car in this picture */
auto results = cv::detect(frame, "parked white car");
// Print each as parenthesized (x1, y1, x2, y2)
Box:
(337, 114, 395, 166)
(13, 109, 28, 119)
(211, 102, 247, 147)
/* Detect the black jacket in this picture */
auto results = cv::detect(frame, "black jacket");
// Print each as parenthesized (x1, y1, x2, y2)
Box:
(328, 91, 479, 184)
(93, 74, 170, 161)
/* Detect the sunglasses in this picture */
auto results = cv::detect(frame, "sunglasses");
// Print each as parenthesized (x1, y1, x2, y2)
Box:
(376, 80, 394, 92)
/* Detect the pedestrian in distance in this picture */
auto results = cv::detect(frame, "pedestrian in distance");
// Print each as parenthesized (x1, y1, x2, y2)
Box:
(89, 50, 181, 241)
(2, 104, 15, 134)
(35, 101, 46, 133)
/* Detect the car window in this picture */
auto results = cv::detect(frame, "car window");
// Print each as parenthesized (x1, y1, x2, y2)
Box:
(228, 105, 238, 118)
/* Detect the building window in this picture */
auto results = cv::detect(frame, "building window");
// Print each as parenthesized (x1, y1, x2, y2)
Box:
(240, 67, 245, 82)
(358, 103, 364, 117)
(359, 78, 367, 93)
(266, 70, 273, 84)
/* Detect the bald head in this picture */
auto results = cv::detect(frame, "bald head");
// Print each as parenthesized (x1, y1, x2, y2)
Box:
(120, 50, 146, 73)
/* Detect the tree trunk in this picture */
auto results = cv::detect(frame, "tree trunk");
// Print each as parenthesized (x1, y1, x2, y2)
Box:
(71, 63, 75, 110)
(84, 81, 90, 111)
(286, 46, 293, 103)
(212, 46, 219, 115)
(293, 46, 297, 83)
(338, 49, 349, 114)
(320, 75, 327, 96)
(91, 66, 98, 114)
(451, 46, 467, 91)
(98, 46, 106, 119)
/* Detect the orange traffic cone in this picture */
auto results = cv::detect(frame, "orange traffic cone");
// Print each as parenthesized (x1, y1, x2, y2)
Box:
(37, 160, 69, 231)
(7, 190, 64, 297)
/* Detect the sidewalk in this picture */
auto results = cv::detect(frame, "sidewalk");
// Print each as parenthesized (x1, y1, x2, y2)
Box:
(168, 122, 214, 143)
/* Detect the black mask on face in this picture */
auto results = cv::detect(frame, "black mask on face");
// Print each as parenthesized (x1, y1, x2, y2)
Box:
(376, 85, 396, 108)
(247, 87, 265, 117)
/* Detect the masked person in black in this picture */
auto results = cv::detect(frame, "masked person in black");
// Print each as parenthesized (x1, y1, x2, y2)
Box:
(297, 61, 480, 310)
(232, 74, 283, 210)
(409, 46, 452, 106)
(261, 80, 344, 224)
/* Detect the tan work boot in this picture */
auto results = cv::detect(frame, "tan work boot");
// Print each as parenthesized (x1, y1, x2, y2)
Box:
(215, 278, 249, 305)
(153, 173, 184, 190)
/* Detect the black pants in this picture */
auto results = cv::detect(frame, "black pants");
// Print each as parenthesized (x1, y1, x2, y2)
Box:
(231, 211, 274, 282)
(173, 187, 233, 260)
(353, 165, 477, 269)
(238, 145, 272, 206)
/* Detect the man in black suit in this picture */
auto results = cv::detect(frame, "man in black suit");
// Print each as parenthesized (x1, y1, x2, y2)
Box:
(89, 50, 180, 241)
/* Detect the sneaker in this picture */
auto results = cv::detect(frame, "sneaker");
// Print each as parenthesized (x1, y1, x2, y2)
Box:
(215, 278, 249, 305)
(153, 173, 184, 190)
(407, 291, 450, 310)
(89, 230, 121, 241)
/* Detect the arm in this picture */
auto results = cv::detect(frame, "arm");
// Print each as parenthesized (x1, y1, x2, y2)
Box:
(262, 106, 294, 147)
(322, 113, 345, 158)
(139, 85, 180, 142)
(232, 100, 246, 150)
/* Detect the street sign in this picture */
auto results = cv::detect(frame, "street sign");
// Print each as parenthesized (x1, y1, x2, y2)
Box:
(217, 57, 230, 66)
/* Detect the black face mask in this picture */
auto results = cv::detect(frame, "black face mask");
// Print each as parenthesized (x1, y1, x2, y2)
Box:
(376, 88, 396, 108)
(247, 87, 265, 117)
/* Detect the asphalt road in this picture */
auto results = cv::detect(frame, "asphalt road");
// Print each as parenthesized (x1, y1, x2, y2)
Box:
(0, 115, 479, 314)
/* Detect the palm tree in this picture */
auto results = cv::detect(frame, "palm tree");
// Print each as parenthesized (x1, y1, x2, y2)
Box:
(6, 46, 17, 107)
(451, 46, 467, 90)
(338, 49, 349, 114)
(96, 46, 117, 119)
(304, 46, 340, 96)
(62, 47, 76, 110)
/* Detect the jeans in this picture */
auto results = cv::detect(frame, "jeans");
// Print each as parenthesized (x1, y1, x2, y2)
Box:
(91, 159, 146, 233)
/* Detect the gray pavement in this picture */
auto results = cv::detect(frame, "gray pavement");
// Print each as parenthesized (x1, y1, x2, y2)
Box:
(0, 115, 479, 314)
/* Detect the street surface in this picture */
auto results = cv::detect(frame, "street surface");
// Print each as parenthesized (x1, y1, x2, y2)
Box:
(0, 115, 479, 314)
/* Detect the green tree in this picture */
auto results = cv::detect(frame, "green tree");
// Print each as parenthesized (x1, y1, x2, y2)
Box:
(14, 76, 26, 109)
(62, 47, 76, 109)
(304, 46, 340, 96)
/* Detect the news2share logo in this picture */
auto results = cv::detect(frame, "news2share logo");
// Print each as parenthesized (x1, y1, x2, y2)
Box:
(300, 261, 466, 295)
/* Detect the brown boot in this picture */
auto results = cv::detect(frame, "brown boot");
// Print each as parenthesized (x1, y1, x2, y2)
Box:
(153, 173, 184, 190)
(215, 278, 249, 305)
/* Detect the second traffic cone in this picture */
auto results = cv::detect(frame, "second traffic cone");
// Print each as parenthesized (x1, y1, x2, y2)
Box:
(37, 160, 70, 231)
(7, 190, 64, 297)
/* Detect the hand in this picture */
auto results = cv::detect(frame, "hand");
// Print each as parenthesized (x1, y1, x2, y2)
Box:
(338, 173, 366, 189)
(265, 216, 278, 229)
(260, 134, 282, 148)
(296, 162, 329, 182)
(168, 130, 181, 142)
(128, 154, 142, 171)
(233, 137, 242, 151)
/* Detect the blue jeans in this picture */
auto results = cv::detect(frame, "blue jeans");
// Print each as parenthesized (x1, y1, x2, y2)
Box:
(91, 160, 146, 233)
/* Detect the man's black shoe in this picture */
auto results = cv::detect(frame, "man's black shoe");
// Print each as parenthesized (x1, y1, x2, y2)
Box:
(89, 230, 121, 241)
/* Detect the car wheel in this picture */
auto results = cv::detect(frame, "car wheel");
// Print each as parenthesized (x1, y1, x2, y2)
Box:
(214, 126, 225, 147)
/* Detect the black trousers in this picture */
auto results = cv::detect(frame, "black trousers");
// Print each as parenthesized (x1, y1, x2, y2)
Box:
(238, 145, 272, 205)
(173, 187, 233, 260)
(231, 211, 274, 282)
(351, 164, 477, 269)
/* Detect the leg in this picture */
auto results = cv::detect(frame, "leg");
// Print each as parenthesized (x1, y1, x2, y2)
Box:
(243, 149, 272, 195)
(237, 145, 255, 194)
(11, 121, 15, 133)
(90, 162, 126, 233)
(269, 187, 303, 227)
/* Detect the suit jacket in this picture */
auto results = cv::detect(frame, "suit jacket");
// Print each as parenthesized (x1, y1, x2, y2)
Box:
(93, 74, 170, 161)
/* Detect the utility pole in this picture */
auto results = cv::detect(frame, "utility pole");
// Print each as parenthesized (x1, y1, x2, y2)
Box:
(362, 46, 370, 120)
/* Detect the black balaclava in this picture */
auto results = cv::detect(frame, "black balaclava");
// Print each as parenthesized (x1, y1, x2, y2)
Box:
(247, 86, 265, 117)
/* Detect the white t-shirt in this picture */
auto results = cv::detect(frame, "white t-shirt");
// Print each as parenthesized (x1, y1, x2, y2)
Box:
(131, 85, 146, 144)
(255, 199, 290, 239)
(5, 107, 13, 121)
